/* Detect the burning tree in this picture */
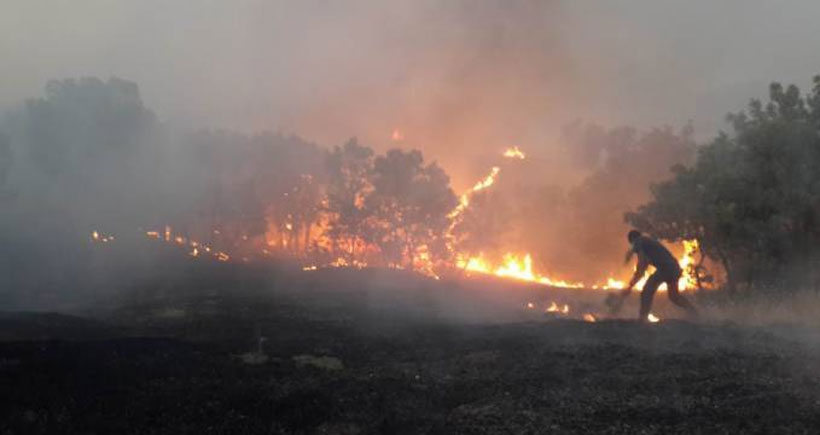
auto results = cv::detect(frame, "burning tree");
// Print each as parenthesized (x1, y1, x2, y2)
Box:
(628, 77, 820, 291)
(323, 142, 457, 272)
(324, 138, 375, 265)
(367, 149, 457, 270)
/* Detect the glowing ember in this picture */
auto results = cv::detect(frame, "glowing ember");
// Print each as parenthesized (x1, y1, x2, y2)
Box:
(583, 313, 597, 322)
(90, 230, 114, 243)
(503, 146, 526, 159)
(546, 301, 570, 315)
(526, 302, 535, 309)
(647, 313, 661, 323)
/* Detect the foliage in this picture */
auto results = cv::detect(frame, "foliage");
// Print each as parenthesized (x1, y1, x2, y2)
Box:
(367, 149, 457, 268)
(324, 138, 375, 263)
(324, 143, 457, 270)
(628, 77, 820, 291)
(563, 124, 697, 279)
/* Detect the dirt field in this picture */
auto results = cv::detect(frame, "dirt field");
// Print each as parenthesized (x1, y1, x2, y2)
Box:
(2, 265, 820, 434)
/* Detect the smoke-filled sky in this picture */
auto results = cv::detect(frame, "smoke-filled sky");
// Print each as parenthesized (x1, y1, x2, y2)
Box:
(4, 0, 820, 187)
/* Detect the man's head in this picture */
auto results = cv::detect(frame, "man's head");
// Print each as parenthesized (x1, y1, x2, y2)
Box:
(627, 230, 641, 244)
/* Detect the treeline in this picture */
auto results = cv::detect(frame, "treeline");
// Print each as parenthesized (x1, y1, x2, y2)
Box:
(629, 76, 820, 292)
(0, 77, 458, 290)
(6, 74, 813, 303)
(0, 76, 702, 308)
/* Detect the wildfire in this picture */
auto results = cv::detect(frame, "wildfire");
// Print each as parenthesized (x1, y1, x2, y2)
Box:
(143, 226, 231, 262)
(87, 141, 705, 326)
(677, 239, 700, 291)
(457, 253, 585, 288)
(449, 146, 705, 296)
(448, 166, 501, 222)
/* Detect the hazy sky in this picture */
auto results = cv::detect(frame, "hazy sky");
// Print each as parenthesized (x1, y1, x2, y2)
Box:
(4, 0, 820, 185)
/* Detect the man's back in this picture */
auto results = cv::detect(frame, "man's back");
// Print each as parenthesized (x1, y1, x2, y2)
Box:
(634, 236, 680, 275)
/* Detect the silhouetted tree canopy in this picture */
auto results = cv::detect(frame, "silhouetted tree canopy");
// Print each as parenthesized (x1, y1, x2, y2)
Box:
(628, 76, 820, 292)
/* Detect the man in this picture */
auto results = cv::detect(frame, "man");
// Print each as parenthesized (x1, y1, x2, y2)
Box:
(619, 230, 698, 321)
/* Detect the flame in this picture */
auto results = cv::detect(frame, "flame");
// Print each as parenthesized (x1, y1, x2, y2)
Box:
(448, 166, 501, 221)
(648, 313, 661, 323)
(90, 230, 114, 243)
(546, 301, 570, 315)
(448, 146, 704, 296)
(457, 253, 586, 288)
(677, 239, 700, 291)
(457, 242, 698, 293)
(503, 146, 526, 159)
(141, 225, 239, 263)
(87, 141, 707, 328)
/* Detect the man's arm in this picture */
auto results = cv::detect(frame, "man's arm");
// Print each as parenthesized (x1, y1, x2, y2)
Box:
(621, 254, 649, 296)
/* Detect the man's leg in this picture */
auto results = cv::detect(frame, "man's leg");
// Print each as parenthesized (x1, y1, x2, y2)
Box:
(639, 272, 662, 321)
(666, 274, 698, 317)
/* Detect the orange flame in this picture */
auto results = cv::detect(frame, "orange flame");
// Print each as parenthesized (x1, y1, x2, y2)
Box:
(502, 146, 526, 159)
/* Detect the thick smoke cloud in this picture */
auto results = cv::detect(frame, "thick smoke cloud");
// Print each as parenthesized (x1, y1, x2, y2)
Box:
(4, 1, 820, 187)
(3, 1, 820, 310)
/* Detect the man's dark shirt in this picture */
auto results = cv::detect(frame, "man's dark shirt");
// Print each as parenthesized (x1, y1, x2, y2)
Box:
(632, 236, 681, 276)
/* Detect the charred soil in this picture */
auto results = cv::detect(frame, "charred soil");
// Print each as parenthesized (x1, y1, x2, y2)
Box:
(2, 266, 820, 434)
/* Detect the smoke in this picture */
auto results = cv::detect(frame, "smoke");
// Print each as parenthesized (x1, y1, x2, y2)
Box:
(3, 1, 820, 311)
(3, 1, 819, 187)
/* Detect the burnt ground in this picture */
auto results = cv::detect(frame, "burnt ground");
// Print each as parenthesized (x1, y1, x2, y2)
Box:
(2, 264, 820, 434)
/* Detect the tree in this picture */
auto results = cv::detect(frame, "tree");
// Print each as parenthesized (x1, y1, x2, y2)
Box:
(24, 77, 156, 177)
(367, 149, 457, 270)
(13, 77, 162, 231)
(628, 76, 820, 291)
(450, 189, 512, 263)
(324, 138, 375, 264)
(558, 123, 697, 281)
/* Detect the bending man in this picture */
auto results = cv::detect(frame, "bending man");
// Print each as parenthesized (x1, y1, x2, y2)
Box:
(621, 230, 698, 321)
